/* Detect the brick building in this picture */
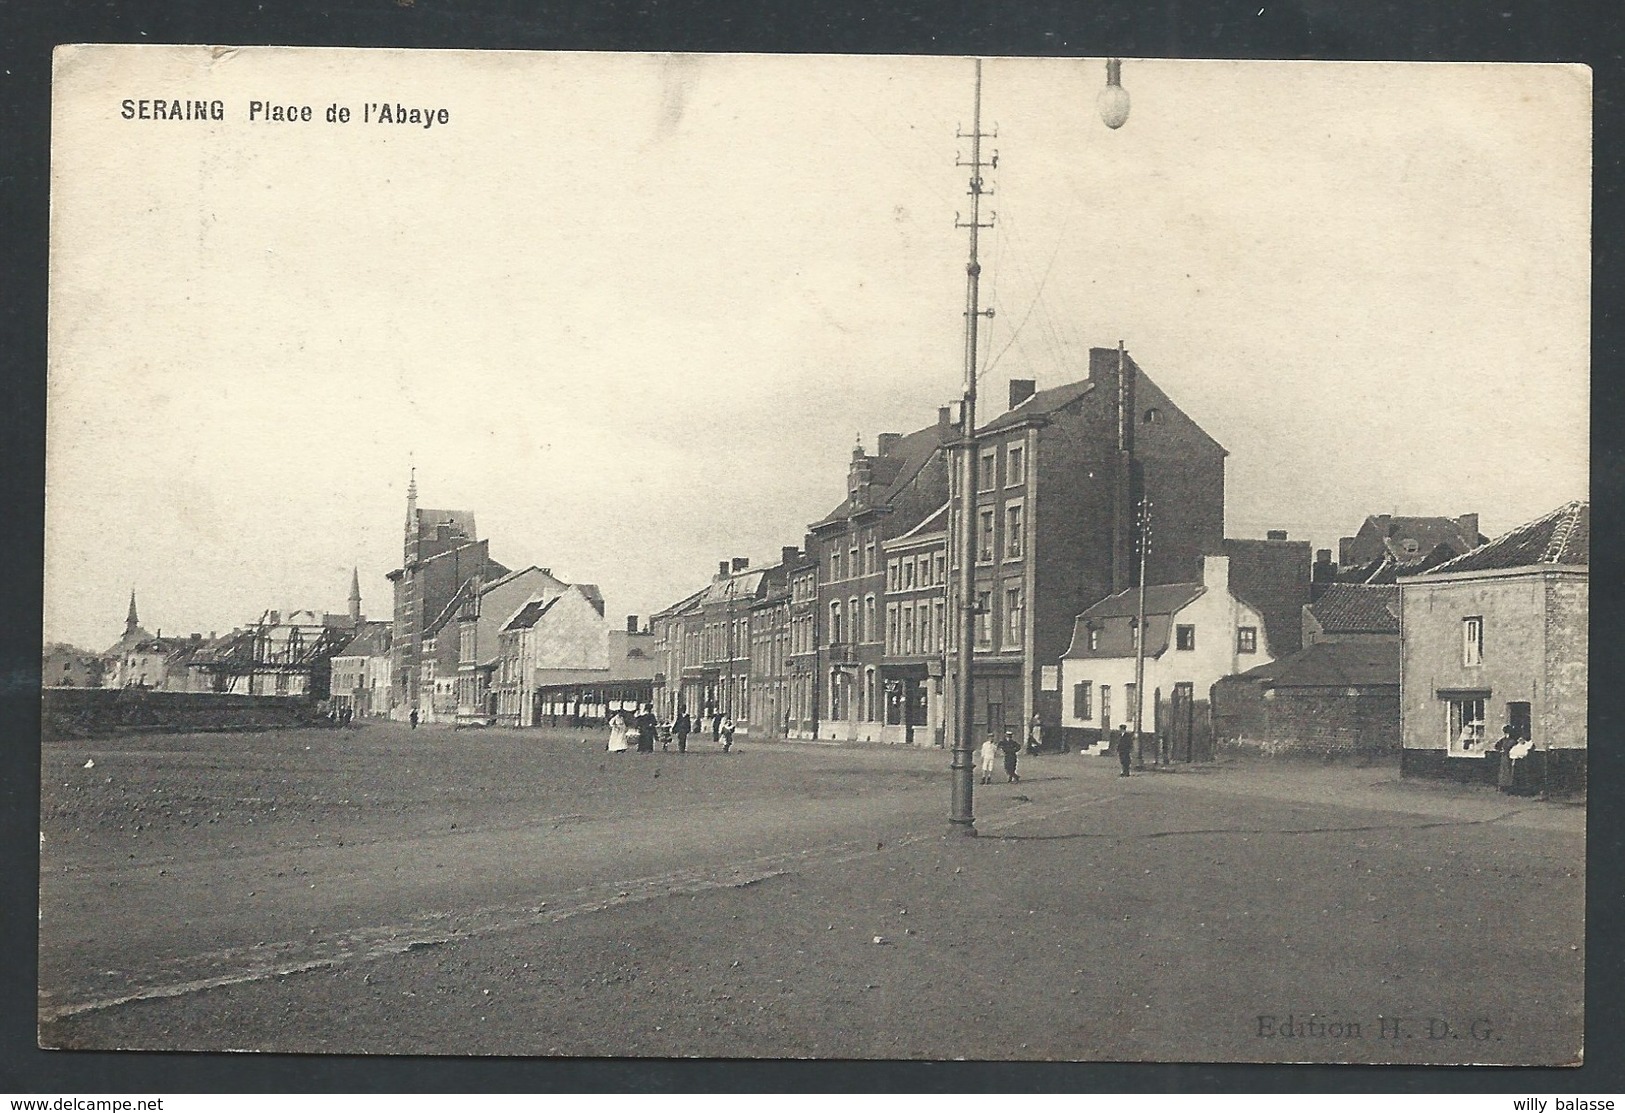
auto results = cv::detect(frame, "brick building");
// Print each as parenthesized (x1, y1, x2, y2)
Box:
(1399, 500, 1587, 791)
(1211, 640, 1401, 758)
(386, 473, 509, 719)
(784, 551, 821, 740)
(950, 347, 1226, 749)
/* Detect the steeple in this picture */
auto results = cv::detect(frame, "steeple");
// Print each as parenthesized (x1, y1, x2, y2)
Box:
(125, 590, 140, 637)
(404, 465, 419, 563)
(348, 567, 362, 627)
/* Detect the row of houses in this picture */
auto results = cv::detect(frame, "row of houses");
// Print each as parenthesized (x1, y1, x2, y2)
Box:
(643, 344, 1586, 788)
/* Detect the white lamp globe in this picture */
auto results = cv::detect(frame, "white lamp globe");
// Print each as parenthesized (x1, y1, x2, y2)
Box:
(1097, 57, 1130, 129)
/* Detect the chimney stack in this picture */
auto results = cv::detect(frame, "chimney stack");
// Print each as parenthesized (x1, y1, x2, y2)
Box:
(938, 405, 952, 433)
(718, 561, 730, 579)
(1266, 529, 1288, 542)
(877, 432, 902, 456)
(1457, 513, 1480, 543)
(732, 556, 750, 572)
(626, 615, 639, 633)
(1201, 553, 1231, 592)
(781, 545, 800, 568)
(1009, 378, 1036, 410)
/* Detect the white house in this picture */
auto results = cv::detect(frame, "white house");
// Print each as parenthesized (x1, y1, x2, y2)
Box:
(1058, 554, 1273, 759)
(494, 585, 612, 726)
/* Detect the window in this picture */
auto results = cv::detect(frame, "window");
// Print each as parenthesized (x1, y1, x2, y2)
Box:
(849, 598, 859, 645)
(1463, 616, 1484, 667)
(864, 595, 876, 643)
(975, 591, 992, 646)
(904, 560, 915, 589)
(1007, 444, 1025, 485)
(1073, 681, 1093, 721)
(1100, 685, 1112, 729)
(903, 603, 916, 655)
(1088, 627, 1100, 652)
(1005, 502, 1024, 559)
(1237, 626, 1258, 654)
(887, 558, 901, 592)
(1176, 624, 1196, 651)
(934, 600, 946, 653)
(886, 603, 899, 654)
(1005, 585, 1024, 644)
(865, 536, 877, 574)
(979, 451, 996, 491)
(1447, 696, 1487, 756)
(918, 556, 931, 587)
(979, 510, 995, 561)
(830, 601, 844, 645)
(935, 554, 946, 583)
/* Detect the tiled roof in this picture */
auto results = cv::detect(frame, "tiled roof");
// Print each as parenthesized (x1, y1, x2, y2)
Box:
(811, 420, 952, 528)
(1079, 583, 1204, 621)
(1424, 501, 1588, 576)
(503, 594, 560, 632)
(1369, 516, 1480, 560)
(978, 379, 1094, 434)
(1233, 639, 1399, 688)
(1306, 584, 1399, 634)
(335, 621, 392, 658)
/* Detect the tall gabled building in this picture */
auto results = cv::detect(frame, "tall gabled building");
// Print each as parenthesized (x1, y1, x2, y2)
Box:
(386, 472, 509, 719)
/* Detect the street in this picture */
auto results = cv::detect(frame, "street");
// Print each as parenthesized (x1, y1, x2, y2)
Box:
(38, 724, 1583, 1063)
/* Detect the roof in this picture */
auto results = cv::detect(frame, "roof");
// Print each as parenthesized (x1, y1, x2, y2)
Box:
(1079, 583, 1204, 621)
(503, 593, 562, 632)
(810, 420, 952, 529)
(890, 502, 949, 546)
(1423, 501, 1589, 576)
(1232, 639, 1400, 689)
(1306, 584, 1399, 635)
(978, 379, 1095, 435)
(334, 621, 392, 658)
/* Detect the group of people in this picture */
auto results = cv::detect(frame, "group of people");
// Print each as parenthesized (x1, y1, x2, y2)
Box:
(606, 707, 736, 754)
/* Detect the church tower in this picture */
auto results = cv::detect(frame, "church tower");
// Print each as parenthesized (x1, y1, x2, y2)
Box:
(404, 466, 419, 565)
(125, 590, 140, 638)
(348, 567, 362, 628)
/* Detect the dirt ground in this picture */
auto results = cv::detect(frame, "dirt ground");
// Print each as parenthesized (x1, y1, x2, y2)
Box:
(37, 723, 1584, 1064)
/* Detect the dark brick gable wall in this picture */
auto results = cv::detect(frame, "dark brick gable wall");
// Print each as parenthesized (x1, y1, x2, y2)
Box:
(1223, 538, 1312, 657)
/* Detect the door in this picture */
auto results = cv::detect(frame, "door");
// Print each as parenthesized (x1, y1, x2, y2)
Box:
(1171, 683, 1195, 762)
(1506, 701, 1532, 740)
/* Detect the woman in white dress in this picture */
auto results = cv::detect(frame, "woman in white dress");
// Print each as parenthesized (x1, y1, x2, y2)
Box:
(606, 711, 630, 752)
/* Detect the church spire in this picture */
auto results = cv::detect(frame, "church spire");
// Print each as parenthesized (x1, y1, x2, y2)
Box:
(125, 590, 139, 637)
(348, 567, 362, 627)
(404, 465, 419, 563)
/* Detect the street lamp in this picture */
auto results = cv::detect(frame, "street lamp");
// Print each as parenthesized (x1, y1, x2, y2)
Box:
(949, 56, 1131, 835)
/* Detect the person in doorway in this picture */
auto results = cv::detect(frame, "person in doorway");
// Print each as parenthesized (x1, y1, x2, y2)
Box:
(409, 707, 419, 730)
(1026, 715, 1044, 755)
(979, 733, 999, 785)
(1495, 724, 1518, 793)
(721, 715, 736, 752)
(674, 709, 691, 753)
(1000, 729, 1020, 783)
(1115, 724, 1133, 777)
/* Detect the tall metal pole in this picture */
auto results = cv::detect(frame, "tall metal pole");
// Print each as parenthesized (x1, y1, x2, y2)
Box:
(951, 58, 995, 835)
(1132, 498, 1150, 769)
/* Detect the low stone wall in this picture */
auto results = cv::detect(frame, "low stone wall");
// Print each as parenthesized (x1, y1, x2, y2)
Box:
(1212, 678, 1399, 761)
(42, 687, 330, 740)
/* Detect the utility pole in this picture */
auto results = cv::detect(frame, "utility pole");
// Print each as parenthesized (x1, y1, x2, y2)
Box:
(951, 58, 996, 835)
(1133, 497, 1151, 769)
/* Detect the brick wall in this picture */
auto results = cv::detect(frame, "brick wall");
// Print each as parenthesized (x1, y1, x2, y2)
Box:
(1213, 677, 1399, 759)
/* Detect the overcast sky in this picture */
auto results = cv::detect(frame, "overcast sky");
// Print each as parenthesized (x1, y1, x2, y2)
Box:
(45, 49, 1590, 650)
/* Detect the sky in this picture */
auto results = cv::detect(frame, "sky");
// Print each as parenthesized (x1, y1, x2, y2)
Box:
(45, 49, 1591, 650)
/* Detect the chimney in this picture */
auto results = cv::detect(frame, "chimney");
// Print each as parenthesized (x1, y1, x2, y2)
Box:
(1266, 529, 1288, 542)
(1201, 553, 1231, 592)
(1009, 378, 1036, 410)
(732, 556, 750, 572)
(718, 561, 730, 579)
(782, 545, 800, 568)
(1457, 513, 1480, 543)
(876, 432, 902, 456)
(626, 615, 639, 633)
(938, 405, 952, 433)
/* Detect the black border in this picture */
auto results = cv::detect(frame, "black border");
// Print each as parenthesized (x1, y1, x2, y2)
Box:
(3, 0, 1620, 1094)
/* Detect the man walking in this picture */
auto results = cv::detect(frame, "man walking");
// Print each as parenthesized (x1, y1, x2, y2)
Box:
(979, 733, 999, 785)
(1000, 729, 1021, 783)
(674, 709, 691, 753)
(1115, 724, 1133, 776)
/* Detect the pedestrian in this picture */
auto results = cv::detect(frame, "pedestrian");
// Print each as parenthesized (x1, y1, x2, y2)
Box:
(674, 709, 691, 753)
(711, 711, 723, 743)
(1000, 729, 1020, 783)
(1115, 724, 1133, 776)
(1495, 724, 1518, 793)
(636, 705, 658, 753)
(1026, 714, 1043, 755)
(979, 733, 999, 785)
(409, 706, 419, 730)
(721, 715, 736, 752)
